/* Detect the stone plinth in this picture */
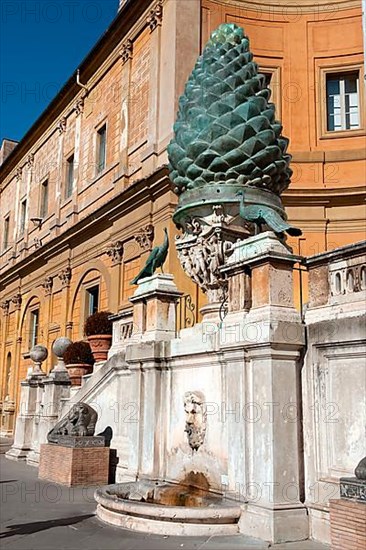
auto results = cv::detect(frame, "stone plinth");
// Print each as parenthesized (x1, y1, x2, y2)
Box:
(129, 273, 182, 341)
(39, 442, 109, 486)
(330, 499, 366, 550)
(5, 379, 39, 461)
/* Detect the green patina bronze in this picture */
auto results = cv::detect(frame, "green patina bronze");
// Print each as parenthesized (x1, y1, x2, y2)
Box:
(168, 23, 301, 236)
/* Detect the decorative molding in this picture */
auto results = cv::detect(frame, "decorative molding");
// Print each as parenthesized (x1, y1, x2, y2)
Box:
(59, 266, 72, 288)
(106, 240, 124, 265)
(74, 97, 84, 117)
(135, 224, 154, 251)
(11, 293, 22, 310)
(41, 277, 53, 296)
(57, 117, 67, 134)
(120, 39, 133, 65)
(0, 300, 10, 316)
(147, 0, 163, 32)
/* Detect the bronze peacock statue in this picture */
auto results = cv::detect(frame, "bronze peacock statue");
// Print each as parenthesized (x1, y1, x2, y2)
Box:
(236, 190, 302, 236)
(130, 228, 169, 285)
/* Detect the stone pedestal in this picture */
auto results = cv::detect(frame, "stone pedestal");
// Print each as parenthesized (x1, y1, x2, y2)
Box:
(5, 378, 38, 461)
(39, 442, 110, 486)
(223, 232, 308, 543)
(26, 372, 71, 466)
(129, 274, 182, 341)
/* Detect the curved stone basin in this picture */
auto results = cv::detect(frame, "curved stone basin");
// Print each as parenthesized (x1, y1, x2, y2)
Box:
(95, 480, 242, 536)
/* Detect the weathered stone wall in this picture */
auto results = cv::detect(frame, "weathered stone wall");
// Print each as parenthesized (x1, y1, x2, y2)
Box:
(302, 241, 366, 544)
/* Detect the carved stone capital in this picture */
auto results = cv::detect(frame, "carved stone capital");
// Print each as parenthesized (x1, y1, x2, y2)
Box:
(135, 224, 154, 251)
(41, 277, 53, 296)
(57, 117, 67, 134)
(120, 39, 133, 65)
(0, 300, 10, 316)
(16, 167, 22, 181)
(59, 267, 72, 288)
(11, 293, 22, 310)
(74, 97, 84, 116)
(147, 0, 163, 32)
(106, 241, 124, 265)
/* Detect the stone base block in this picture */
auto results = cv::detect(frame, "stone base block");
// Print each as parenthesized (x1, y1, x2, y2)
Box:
(330, 499, 366, 550)
(39, 443, 109, 486)
(239, 503, 309, 544)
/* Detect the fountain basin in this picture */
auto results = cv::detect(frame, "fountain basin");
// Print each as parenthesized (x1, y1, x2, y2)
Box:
(95, 480, 242, 536)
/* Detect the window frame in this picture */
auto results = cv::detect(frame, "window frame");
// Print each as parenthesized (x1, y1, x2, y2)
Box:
(3, 214, 10, 251)
(29, 308, 40, 349)
(258, 66, 281, 119)
(319, 64, 365, 140)
(65, 153, 75, 199)
(96, 122, 107, 175)
(19, 197, 27, 237)
(85, 284, 100, 317)
(39, 178, 49, 219)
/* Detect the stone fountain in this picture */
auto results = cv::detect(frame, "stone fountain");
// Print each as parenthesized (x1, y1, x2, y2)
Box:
(94, 23, 307, 542)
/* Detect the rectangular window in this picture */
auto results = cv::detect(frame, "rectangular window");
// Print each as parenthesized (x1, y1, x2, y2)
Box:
(19, 199, 27, 235)
(66, 154, 74, 198)
(86, 285, 99, 316)
(40, 179, 49, 218)
(29, 309, 39, 348)
(3, 216, 10, 250)
(326, 72, 360, 132)
(96, 124, 107, 173)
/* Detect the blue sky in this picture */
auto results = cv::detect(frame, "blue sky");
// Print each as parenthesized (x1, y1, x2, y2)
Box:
(0, 0, 119, 143)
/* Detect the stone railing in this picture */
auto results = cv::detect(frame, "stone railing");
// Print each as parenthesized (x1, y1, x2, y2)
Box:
(108, 309, 134, 357)
(305, 240, 366, 308)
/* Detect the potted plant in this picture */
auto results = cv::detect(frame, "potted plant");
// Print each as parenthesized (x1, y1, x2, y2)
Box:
(63, 341, 94, 386)
(84, 310, 113, 362)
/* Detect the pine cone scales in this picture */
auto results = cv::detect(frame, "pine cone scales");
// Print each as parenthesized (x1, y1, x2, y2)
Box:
(168, 23, 292, 196)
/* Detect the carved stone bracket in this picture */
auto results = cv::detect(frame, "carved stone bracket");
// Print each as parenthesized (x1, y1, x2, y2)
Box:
(11, 293, 22, 310)
(135, 224, 154, 251)
(120, 39, 133, 65)
(59, 267, 72, 288)
(41, 277, 53, 296)
(0, 300, 10, 316)
(16, 167, 22, 181)
(57, 117, 67, 134)
(147, 0, 163, 32)
(74, 97, 84, 117)
(26, 153, 34, 170)
(106, 240, 124, 265)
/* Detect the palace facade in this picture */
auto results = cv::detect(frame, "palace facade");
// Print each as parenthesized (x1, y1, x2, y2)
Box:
(1, 0, 365, 433)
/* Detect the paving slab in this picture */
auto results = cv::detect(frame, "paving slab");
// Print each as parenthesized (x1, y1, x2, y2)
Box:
(0, 455, 329, 550)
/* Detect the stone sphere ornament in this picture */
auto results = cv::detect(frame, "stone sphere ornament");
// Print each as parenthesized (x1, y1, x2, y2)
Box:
(52, 337, 72, 359)
(51, 337, 73, 374)
(29, 344, 48, 364)
(29, 344, 48, 376)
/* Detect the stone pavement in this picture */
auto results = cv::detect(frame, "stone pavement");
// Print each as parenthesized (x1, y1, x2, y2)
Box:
(0, 454, 329, 550)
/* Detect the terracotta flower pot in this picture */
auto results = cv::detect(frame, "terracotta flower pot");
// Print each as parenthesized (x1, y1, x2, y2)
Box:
(65, 363, 93, 386)
(87, 334, 112, 362)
